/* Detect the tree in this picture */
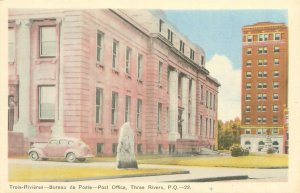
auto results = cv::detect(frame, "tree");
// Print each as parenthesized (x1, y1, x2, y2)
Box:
(217, 117, 241, 150)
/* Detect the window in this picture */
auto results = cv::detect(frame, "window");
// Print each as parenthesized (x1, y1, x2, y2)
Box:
(246, 83, 251, 89)
(262, 117, 267, 123)
(137, 54, 143, 80)
(201, 56, 205, 65)
(273, 82, 279, 89)
(205, 118, 208, 136)
(125, 47, 132, 74)
(8, 28, 15, 63)
(258, 59, 267, 66)
(274, 58, 279, 65)
(111, 92, 118, 125)
(273, 93, 279, 100)
(247, 35, 253, 42)
(200, 85, 204, 101)
(257, 105, 266, 112)
(272, 128, 279, 134)
(258, 47, 267, 54)
(245, 117, 251, 124)
(112, 40, 119, 69)
(158, 144, 163, 154)
(259, 33, 268, 41)
(246, 60, 252, 66)
(40, 26, 56, 57)
(257, 83, 267, 89)
(257, 129, 262, 135)
(258, 141, 264, 151)
(245, 94, 251, 101)
(112, 143, 118, 154)
(167, 29, 173, 43)
(273, 105, 279, 112)
(159, 19, 164, 32)
(213, 94, 216, 110)
(258, 71, 267, 78)
(125, 96, 131, 122)
(273, 116, 278, 124)
(158, 62, 163, 85)
(245, 106, 251, 112)
(200, 115, 203, 136)
(137, 99, 142, 130)
(96, 87, 103, 124)
(206, 90, 209, 107)
(274, 46, 280, 53)
(157, 103, 162, 131)
(96, 31, 104, 62)
(245, 129, 251, 134)
(39, 86, 55, 120)
(96, 143, 104, 155)
(246, 48, 252, 55)
(190, 49, 195, 60)
(257, 117, 262, 124)
(273, 71, 279, 77)
(274, 33, 281, 40)
(209, 92, 212, 109)
(246, 71, 252, 78)
(179, 40, 185, 53)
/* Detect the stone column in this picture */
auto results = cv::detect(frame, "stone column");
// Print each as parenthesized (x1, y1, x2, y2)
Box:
(190, 79, 196, 139)
(52, 18, 64, 137)
(181, 76, 189, 139)
(13, 19, 35, 139)
(168, 70, 179, 141)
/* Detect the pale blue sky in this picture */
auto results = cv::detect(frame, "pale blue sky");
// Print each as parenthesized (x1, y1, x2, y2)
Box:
(164, 10, 288, 69)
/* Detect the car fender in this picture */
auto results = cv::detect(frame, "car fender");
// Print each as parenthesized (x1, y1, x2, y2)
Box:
(28, 148, 46, 158)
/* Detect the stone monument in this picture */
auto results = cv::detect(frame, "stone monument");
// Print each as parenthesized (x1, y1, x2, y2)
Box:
(117, 122, 138, 169)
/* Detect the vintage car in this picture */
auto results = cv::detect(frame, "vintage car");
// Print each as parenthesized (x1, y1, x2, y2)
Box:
(28, 137, 94, 162)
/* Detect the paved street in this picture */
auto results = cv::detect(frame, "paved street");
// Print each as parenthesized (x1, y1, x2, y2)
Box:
(9, 159, 288, 182)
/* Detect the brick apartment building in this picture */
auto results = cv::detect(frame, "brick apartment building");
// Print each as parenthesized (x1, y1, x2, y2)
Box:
(241, 22, 288, 154)
(8, 9, 220, 156)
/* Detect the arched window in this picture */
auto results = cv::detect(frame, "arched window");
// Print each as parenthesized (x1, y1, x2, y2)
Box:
(273, 141, 279, 146)
(258, 141, 265, 145)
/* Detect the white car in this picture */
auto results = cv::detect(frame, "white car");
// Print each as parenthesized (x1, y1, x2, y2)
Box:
(28, 137, 94, 162)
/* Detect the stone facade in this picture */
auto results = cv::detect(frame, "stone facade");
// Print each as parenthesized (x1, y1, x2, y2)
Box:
(8, 9, 220, 156)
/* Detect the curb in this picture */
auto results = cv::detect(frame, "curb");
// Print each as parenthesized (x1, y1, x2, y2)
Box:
(165, 175, 249, 182)
(40, 170, 190, 182)
(256, 167, 288, 169)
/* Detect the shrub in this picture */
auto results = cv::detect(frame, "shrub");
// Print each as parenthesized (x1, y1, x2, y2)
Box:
(243, 149, 250, 156)
(267, 148, 275, 154)
(230, 145, 244, 157)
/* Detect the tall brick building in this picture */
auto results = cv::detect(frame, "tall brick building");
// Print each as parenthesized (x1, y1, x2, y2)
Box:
(240, 22, 288, 154)
(8, 10, 220, 156)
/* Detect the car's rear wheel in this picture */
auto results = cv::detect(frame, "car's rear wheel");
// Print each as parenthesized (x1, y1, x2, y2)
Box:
(77, 158, 86, 162)
(29, 151, 39, 161)
(66, 152, 76, 162)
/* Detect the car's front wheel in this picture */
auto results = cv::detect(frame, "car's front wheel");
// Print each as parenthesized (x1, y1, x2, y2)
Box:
(29, 151, 39, 161)
(66, 152, 76, 162)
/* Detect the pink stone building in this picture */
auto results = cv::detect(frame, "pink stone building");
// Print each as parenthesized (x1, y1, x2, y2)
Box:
(8, 9, 220, 156)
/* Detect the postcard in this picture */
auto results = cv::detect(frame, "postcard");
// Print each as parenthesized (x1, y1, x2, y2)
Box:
(1, 0, 300, 193)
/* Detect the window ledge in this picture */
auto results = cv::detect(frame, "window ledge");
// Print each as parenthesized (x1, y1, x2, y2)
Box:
(137, 79, 143, 83)
(36, 58, 57, 64)
(96, 62, 104, 68)
(112, 69, 119, 74)
(8, 61, 15, 65)
(125, 73, 131, 79)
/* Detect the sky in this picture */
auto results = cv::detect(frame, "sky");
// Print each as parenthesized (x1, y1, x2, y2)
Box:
(164, 10, 288, 122)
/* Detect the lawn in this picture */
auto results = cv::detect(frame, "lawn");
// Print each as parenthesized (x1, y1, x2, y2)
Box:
(9, 164, 183, 182)
(89, 154, 288, 168)
(137, 155, 288, 168)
